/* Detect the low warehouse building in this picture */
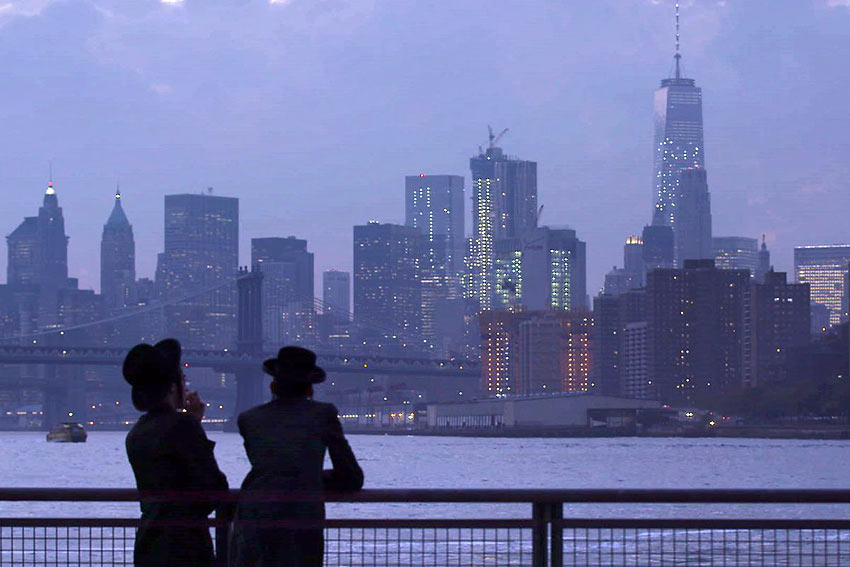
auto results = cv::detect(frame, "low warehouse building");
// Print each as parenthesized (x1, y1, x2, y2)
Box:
(426, 393, 661, 429)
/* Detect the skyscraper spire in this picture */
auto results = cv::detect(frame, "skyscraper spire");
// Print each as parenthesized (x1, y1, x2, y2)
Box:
(674, 1, 681, 80)
(106, 184, 130, 227)
(756, 234, 771, 283)
(102, 184, 135, 310)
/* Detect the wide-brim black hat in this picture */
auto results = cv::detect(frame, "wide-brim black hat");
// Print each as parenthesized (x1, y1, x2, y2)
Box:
(263, 346, 326, 384)
(122, 338, 182, 388)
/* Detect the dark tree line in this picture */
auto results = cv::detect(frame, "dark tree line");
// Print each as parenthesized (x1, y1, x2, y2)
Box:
(708, 323, 850, 422)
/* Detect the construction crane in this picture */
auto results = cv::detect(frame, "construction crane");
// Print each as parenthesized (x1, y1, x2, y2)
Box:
(488, 125, 509, 149)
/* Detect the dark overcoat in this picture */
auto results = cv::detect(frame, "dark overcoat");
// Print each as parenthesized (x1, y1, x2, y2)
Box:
(126, 406, 229, 567)
(232, 398, 364, 567)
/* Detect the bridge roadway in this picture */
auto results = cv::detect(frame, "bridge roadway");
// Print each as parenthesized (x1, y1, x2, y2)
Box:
(0, 345, 479, 379)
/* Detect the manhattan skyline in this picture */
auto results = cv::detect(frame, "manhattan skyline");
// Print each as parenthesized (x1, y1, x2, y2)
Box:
(0, 1, 848, 295)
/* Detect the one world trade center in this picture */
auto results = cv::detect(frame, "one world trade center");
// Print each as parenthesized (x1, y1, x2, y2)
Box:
(651, 2, 712, 267)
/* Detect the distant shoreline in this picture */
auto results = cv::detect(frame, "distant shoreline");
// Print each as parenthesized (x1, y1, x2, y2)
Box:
(6, 424, 850, 441)
(340, 425, 850, 440)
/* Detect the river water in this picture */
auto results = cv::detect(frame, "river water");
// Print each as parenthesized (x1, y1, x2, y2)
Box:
(2, 432, 849, 521)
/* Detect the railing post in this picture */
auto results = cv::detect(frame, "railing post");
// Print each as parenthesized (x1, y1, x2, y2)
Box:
(532, 502, 549, 567)
(550, 502, 563, 567)
(214, 503, 233, 567)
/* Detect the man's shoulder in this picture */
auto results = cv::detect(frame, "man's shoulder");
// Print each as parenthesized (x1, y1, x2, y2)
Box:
(237, 401, 274, 425)
(239, 399, 337, 423)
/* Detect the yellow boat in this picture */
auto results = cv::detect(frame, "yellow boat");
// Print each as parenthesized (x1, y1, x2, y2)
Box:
(46, 422, 88, 443)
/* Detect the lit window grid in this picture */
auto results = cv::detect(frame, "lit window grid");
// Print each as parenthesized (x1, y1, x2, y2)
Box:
(482, 321, 511, 396)
(549, 249, 571, 310)
(562, 322, 590, 393)
(494, 251, 522, 308)
(653, 82, 704, 227)
(796, 263, 847, 326)
(473, 178, 495, 310)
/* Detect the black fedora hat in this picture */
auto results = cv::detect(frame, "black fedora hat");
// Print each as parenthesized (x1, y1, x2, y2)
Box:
(263, 346, 326, 384)
(122, 338, 182, 388)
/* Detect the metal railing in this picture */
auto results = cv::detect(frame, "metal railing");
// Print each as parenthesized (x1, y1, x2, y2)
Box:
(2, 488, 850, 566)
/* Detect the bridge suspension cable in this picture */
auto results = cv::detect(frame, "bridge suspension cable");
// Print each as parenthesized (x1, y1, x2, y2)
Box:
(0, 275, 247, 343)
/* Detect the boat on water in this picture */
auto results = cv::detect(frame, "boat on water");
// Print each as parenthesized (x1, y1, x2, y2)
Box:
(46, 422, 87, 443)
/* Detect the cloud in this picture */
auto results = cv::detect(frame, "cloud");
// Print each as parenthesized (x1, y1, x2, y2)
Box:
(0, 0, 51, 27)
(149, 83, 172, 95)
(827, 0, 850, 7)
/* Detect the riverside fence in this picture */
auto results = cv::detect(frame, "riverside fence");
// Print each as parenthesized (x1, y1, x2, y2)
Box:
(1, 488, 850, 566)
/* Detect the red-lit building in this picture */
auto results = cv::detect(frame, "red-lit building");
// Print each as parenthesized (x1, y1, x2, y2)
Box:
(480, 310, 592, 397)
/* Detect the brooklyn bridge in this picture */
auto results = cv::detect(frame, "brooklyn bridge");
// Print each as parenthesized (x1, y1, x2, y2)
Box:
(0, 269, 479, 429)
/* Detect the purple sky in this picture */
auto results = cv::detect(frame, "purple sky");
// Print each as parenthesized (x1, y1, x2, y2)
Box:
(0, 0, 848, 295)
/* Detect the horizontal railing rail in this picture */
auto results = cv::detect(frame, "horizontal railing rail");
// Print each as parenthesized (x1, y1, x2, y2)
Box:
(4, 487, 850, 503)
(3, 489, 850, 566)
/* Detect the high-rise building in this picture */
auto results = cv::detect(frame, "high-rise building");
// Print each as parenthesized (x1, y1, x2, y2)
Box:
(603, 236, 647, 296)
(651, 7, 708, 268)
(624, 236, 646, 287)
(405, 174, 465, 351)
(470, 137, 537, 310)
(809, 302, 831, 336)
(353, 222, 423, 348)
(794, 245, 850, 327)
(641, 225, 674, 273)
(157, 192, 238, 349)
(592, 289, 648, 398)
(592, 293, 621, 396)
(100, 188, 135, 311)
(622, 321, 650, 400)
(480, 309, 591, 398)
(323, 270, 351, 322)
(675, 166, 712, 264)
(405, 174, 465, 277)
(36, 181, 70, 292)
(647, 259, 751, 405)
(7, 180, 72, 330)
(493, 227, 586, 311)
(713, 236, 758, 277)
(603, 268, 633, 297)
(756, 235, 771, 284)
(751, 271, 810, 385)
(7, 217, 39, 288)
(479, 309, 519, 397)
(5, 180, 96, 426)
(252, 237, 315, 349)
(516, 311, 591, 396)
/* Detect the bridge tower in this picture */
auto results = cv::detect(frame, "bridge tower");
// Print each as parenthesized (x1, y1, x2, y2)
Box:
(227, 265, 265, 431)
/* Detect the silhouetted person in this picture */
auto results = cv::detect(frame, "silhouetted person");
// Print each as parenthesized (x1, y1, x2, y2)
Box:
(123, 339, 229, 567)
(232, 346, 364, 567)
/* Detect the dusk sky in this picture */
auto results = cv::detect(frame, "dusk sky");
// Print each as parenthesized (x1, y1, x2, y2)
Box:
(1, 0, 848, 295)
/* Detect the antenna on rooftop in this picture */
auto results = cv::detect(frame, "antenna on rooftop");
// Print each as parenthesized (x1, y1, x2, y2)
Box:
(674, 1, 681, 80)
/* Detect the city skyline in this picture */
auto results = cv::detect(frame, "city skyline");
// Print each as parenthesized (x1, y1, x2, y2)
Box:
(0, 1, 848, 297)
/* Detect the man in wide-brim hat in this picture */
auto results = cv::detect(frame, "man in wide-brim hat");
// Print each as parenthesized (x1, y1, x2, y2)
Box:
(262, 345, 327, 387)
(231, 345, 364, 567)
(123, 338, 228, 567)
